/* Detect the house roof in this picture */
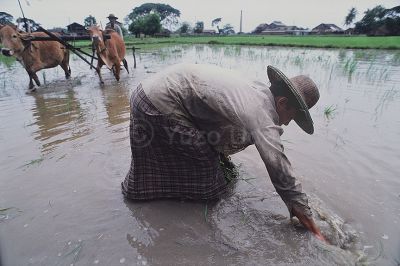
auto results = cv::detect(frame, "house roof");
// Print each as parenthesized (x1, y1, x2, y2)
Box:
(254, 21, 307, 33)
(312, 23, 343, 32)
(48, 27, 66, 32)
(271, 21, 285, 26)
(66, 22, 85, 28)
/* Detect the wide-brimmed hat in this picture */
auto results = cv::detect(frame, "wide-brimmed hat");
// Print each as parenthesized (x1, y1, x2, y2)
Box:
(267, 65, 320, 134)
(107, 14, 118, 20)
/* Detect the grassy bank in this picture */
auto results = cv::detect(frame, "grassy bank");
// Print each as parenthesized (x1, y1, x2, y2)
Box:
(73, 35, 400, 50)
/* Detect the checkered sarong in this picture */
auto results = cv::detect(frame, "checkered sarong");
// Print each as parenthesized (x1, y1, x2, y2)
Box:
(121, 84, 231, 200)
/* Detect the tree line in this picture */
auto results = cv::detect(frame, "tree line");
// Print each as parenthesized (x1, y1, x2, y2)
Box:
(0, 3, 235, 37)
(345, 5, 399, 36)
(2, 3, 399, 37)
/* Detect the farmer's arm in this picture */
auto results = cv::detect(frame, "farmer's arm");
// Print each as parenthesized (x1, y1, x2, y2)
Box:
(251, 125, 311, 217)
(250, 125, 326, 241)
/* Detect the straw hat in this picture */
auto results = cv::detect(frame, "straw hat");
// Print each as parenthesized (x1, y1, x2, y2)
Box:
(107, 14, 118, 20)
(267, 65, 320, 134)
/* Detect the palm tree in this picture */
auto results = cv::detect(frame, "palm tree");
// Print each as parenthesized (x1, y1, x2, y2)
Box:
(344, 7, 357, 26)
(212, 18, 222, 34)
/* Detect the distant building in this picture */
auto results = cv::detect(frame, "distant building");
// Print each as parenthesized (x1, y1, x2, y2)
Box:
(154, 28, 171, 37)
(344, 28, 355, 35)
(311, 24, 344, 34)
(253, 21, 309, 35)
(66, 22, 86, 36)
(48, 27, 67, 35)
(201, 29, 217, 35)
(253, 23, 269, 34)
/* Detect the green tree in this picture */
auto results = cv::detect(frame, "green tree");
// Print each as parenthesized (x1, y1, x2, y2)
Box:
(212, 17, 222, 34)
(143, 13, 161, 36)
(16, 17, 40, 31)
(179, 22, 190, 34)
(385, 6, 400, 35)
(355, 5, 400, 35)
(129, 13, 161, 37)
(127, 3, 180, 31)
(194, 21, 204, 33)
(121, 26, 128, 36)
(84, 15, 97, 27)
(0, 12, 13, 25)
(344, 7, 357, 26)
(129, 16, 145, 37)
(221, 24, 235, 34)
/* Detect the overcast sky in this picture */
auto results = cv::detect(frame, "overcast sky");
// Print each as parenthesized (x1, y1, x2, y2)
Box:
(2, 0, 399, 32)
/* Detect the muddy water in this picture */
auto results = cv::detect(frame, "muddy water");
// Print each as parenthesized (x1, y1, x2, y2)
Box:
(0, 45, 399, 265)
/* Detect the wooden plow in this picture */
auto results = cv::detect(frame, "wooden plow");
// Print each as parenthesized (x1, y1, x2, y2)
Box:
(26, 26, 137, 70)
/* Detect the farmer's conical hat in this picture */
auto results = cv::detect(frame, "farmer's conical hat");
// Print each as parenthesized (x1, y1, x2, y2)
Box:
(267, 65, 320, 134)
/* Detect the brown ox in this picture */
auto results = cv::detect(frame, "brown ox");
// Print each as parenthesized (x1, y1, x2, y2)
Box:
(0, 24, 70, 91)
(88, 26, 128, 83)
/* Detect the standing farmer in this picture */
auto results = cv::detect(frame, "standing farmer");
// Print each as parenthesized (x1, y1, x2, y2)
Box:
(122, 63, 326, 241)
(105, 14, 123, 37)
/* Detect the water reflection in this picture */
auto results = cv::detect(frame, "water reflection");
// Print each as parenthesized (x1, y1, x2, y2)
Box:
(29, 88, 89, 153)
(100, 84, 130, 126)
(123, 199, 244, 265)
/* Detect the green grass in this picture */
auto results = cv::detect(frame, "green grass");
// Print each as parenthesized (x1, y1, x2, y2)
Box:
(0, 54, 16, 67)
(76, 35, 400, 50)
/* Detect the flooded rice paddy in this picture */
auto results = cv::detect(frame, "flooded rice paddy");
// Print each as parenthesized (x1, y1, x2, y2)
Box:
(0, 45, 399, 265)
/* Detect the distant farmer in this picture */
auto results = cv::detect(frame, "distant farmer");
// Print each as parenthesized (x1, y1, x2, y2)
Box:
(105, 13, 123, 37)
(122, 63, 326, 241)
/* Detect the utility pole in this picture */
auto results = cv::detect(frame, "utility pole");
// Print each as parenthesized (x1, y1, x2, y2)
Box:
(239, 10, 243, 34)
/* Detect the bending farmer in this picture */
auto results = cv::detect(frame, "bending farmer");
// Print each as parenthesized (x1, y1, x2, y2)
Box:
(122, 63, 326, 241)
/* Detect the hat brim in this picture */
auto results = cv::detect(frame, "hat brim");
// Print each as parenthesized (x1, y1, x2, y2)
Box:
(107, 16, 118, 19)
(267, 65, 314, 134)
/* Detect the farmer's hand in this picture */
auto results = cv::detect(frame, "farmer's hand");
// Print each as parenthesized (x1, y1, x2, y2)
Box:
(292, 205, 328, 243)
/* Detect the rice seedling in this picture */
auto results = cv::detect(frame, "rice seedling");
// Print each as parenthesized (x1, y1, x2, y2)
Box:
(391, 52, 400, 64)
(366, 60, 376, 76)
(0, 207, 14, 212)
(56, 241, 84, 266)
(338, 50, 347, 61)
(374, 86, 398, 119)
(220, 155, 239, 182)
(56, 154, 67, 162)
(378, 67, 389, 81)
(348, 61, 357, 77)
(19, 157, 44, 169)
(328, 65, 335, 82)
(294, 56, 303, 66)
(343, 58, 357, 78)
(324, 105, 337, 119)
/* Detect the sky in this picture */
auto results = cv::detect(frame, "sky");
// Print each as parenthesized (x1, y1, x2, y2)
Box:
(2, 0, 399, 32)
